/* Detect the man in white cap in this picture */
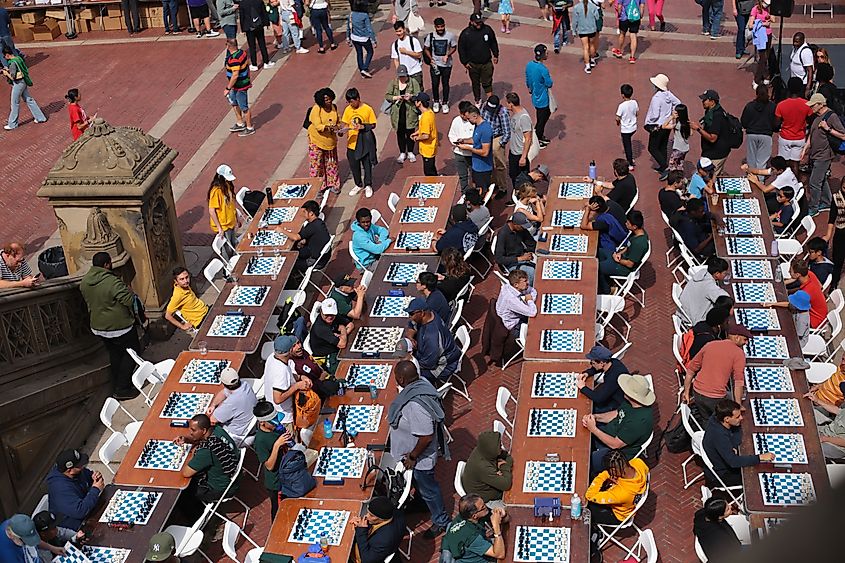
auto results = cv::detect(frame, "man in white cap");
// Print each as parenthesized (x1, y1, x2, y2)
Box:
(643, 74, 680, 178)
(801, 93, 845, 217)
(207, 367, 257, 441)
(1, 514, 41, 561)
(308, 297, 354, 374)
(263, 335, 312, 432)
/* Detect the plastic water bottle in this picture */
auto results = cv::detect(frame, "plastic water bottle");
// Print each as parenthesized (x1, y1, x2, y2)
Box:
(320, 533, 329, 553)
(770, 239, 779, 257)
(570, 492, 582, 520)
(369, 379, 379, 400)
(588, 160, 597, 180)
(322, 418, 332, 439)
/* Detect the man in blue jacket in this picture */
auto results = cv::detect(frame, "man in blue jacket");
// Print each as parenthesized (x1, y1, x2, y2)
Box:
(434, 204, 479, 255)
(576, 345, 629, 413)
(351, 207, 392, 270)
(525, 44, 554, 148)
(351, 496, 406, 562)
(702, 399, 774, 487)
(46, 449, 104, 530)
(405, 297, 461, 383)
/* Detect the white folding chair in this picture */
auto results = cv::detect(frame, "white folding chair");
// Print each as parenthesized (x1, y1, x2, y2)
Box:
(387, 192, 401, 213)
(620, 528, 658, 563)
(31, 494, 49, 519)
(126, 349, 174, 382)
(493, 419, 513, 451)
(626, 189, 639, 214)
(212, 234, 240, 274)
(100, 397, 142, 445)
(694, 537, 708, 562)
(612, 341, 632, 360)
(165, 505, 213, 559)
(672, 283, 692, 328)
(635, 430, 654, 460)
(829, 288, 844, 314)
(776, 216, 816, 261)
(349, 240, 369, 271)
(803, 311, 843, 361)
(776, 199, 801, 239)
(821, 273, 833, 293)
(304, 234, 336, 297)
(827, 463, 845, 488)
(680, 403, 705, 488)
(609, 239, 650, 307)
(222, 521, 261, 563)
(454, 460, 468, 497)
(596, 294, 631, 343)
(502, 323, 527, 369)
(131, 362, 161, 406)
(700, 445, 745, 509)
(98, 432, 126, 475)
(443, 326, 472, 403)
(203, 258, 226, 294)
(206, 448, 250, 528)
(371, 208, 390, 229)
(496, 386, 517, 429)
(596, 475, 649, 550)
(806, 1, 834, 18)
(235, 187, 252, 220)
(267, 289, 307, 335)
(806, 361, 836, 384)
(449, 299, 466, 333)
(467, 216, 495, 277)
(672, 314, 687, 336)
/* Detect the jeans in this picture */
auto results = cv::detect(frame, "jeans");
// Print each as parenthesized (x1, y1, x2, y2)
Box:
(508, 151, 530, 190)
(423, 156, 438, 176)
(281, 11, 302, 49)
(352, 39, 373, 71)
(121, 0, 141, 31)
(430, 65, 452, 103)
(310, 7, 334, 48)
(708, 0, 723, 36)
(647, 127, 670, 171)
(99, 328, 141, 395)
(347, 148, 373, 187)
(535, 105, 551, 141)
(413, 468, 451, 529)
(745, 133, 772, 172)
(808, 159, 832, 212)
(734, 13, 748, 55)
(223, 24, 237, 39)
(621, 132, 634, 166)
(454, 153, 471, 193)
(227, 89, 249, 111)
(219, 228, 238, 260)
(162, 0, 179, 31)
(598, 247, 630, 294)
(7, 82, 46, 128)
(245, 28, 271, 66)
(553, 14, 569, 49)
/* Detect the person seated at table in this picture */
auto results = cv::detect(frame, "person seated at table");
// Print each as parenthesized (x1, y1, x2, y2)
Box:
(29, 511, 84, 562)
(583, 374, 654, 475)
(263, 335, 312, 433)
(658, 170, 687, 217)
(597, 210, 649, 294)
(494, 212, 537, 285)
(580, 195, 628, 254)
(435, 205, 480, 256)
(461, 431, 513, 509)
(143, 531, 181, 563)
(464, 188, 491, 232)
(786, 237, 833, 291)
(780, 258, 826, 328)
(770, 186, 795, 235)
(577, 345, 628, 414)
(440, 494, 506, 562)
(252, 400, 294, 520)
(495, 269, 536, 337)
(327, 273, 367, 320)
(415, 271, 452, 325)
(164, 266, 209, 333)
(288, 336, 336, 400)
(679, 257, 729, 325)
(308, 297, 353, 374)
(512, 164, 550, 195)
(282, 199, 331, 273)
(0, 514, 41, 562)
(693, 498, 743, 561)
(806, 382, 845, 461)
(351, 496, 407, 563)
(588, 158, 638, 212)
(741, 156, 799, 214)
(763, 289, 812, 348)
(437, 247, 473, 303)
(175, 414, 241, 521)
(702, 399, 775, 487)
(207, 367, 257, 442)
(686, 306, 731, 363)
(687, 158, 716, 201)
(45, 449, 104, 530)
(584, 449, 649, 526)
(406, 297, 461, 384)
(671, 198, 715, 260)
(513, 183, 545, 240)
(351, 207, 392, 270)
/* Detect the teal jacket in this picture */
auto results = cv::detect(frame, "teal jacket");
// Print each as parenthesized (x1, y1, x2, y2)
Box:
(351, 220, 391, 269)
(79, 266, 135, 331)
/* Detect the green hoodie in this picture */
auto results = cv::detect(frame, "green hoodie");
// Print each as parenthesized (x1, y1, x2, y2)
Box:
(79, 266, 136, 331)
(461, 431, 513, 502)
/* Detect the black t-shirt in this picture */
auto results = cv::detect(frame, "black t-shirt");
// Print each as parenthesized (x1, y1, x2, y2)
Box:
(606, 198, 628, 226)
(309, 315, 349, 356)
(608, 175, 637, 211)
(701, 107, 732, 160)
(658, 189, 684, 217)
(438, 272, 472, 302)
(298, 218, 331, 265)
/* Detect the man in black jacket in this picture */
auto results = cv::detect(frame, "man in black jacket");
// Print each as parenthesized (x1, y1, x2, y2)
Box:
(457, 13, 499, 107)
(690, 89, 733, 178)
(493, 212, 536, 285)
(351, 496, 406, 563)
(702, 399, 774, 487)
(576, 345, 629, 413)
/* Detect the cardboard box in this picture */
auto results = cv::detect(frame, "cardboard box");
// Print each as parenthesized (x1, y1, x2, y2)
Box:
(74, 18, 90, 33)
(31, 24, 61, 41)
(58, 19, 67, 34)
(78, 8, 96, 19)
(11, 22, 34, 42)
(101, 15, 122, 30)
(21, 12, 44, 24)
(44, 17, 61, 30)
(45, 9, 64, 19)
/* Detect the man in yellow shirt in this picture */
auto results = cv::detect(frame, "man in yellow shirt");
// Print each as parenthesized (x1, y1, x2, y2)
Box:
(412, 92, 438, 176)
(341, 88, 378, 199)
(165, 267, 209, 332)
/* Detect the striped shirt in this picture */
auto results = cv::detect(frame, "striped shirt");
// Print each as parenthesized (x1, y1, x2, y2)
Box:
(0, 252, 32, 281)
(225, 49, 251, 91)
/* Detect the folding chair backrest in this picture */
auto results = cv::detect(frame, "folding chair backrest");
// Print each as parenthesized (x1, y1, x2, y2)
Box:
(126, 348, 144, 367)
(827, 309, 842, 340)
(222, 521, 242, 562)
(100, 397, 121, 433)
(800, 215, 816, 241)
(450, 300, 465, 331)
(310, 301, 322, 324)
(99, 431, 127, 473)
(639, 529, 658, 563)
(204, 259, 226, 293)
(454, 461, 467, 497)
(627, 189, 639, 214)
(612, 342, 632, 359)
(348, 240, 366, 271)
(496, 386, 515, 427)
(388, 192, 400, 213)
(680, 403, 702, 436)
(829, 289, 844, 314)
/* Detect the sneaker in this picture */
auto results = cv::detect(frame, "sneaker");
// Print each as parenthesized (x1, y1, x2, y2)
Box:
(628, 164, 635, 171)
(710, 33, 718, 40)
(329, 186, 342, 194)
(349, 185, 364, 196)
(658, 171, 669, 182)
(296, 47, 309, 54)
(702, 30, 709, 36)
(475, 99, 483, 108)
(554, 48, 560, 54)
(361, 69, 373, 78)
(628, 56, 636, 64)
(238, 127, 256, 137)
(433, 102, 441, 113)
(506, 28, 510, 33)
(206, 30, 220, 37)
(501, 25, 506, 32)
(364, 186, 373, 198)
(539, 139, 550, 149)
(423, 526, 445, 539)
(397, 153, 407, 163)
(249, 64, 259, 71)
(3, 125, 14, 130)
(441, 103, 449, 114)
(34, 118, 47, 123)
(196, 31, 203, 38)
(229, 122, 246, 132)
(659, 20, 666, 31)
(264, 61, 276, 68)
(611, 48, 623, 58)
(584, 65, 592, 74)
(752, 81, 758, 90)
(819, 205, 831, 212)
(735, 53, 743, 59)
(407, 153, 417, 163)
(589, 57, 598, 67)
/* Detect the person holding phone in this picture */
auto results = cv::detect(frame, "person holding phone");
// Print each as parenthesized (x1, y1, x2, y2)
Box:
(0, 242, 40, 289)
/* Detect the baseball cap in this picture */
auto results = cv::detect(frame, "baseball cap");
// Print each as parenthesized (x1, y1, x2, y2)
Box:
(534, 164, 550, 180)
(585, 344, 613, 362)
(8, 514, 40, 547)
(470, 12, 483, 22)
(219, 367, 239, 386)
(274, 334, 298, 354)
(333, 273, 355, 288)
(32, 511, 56, 532)
(698, 89, 720, 102)
(727, 322, 754, 339)
(534, 44, 548, 58)
(405, 296, 428, 314)
(56, 449, 89, 471)
(486, 94, 501, 111)
(321, 297, 339, 315)
(789, 290, 811, 311)
(413, 92, 431, 104)
(216, 164, 235, 181)
(698, 157, 714, 170)
(145, 532, 176, 561)
(806, 93, 827, 107)
(509, 211, 532, 228)
(396, 64, 409, 77)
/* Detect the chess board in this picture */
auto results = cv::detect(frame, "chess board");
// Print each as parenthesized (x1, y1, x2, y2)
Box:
(349, 327, 404, 354)
(745, 335, 790, 359)
(731, 259, 773, 280)
(531, 372, 579, 399)
(549, 234, 589, 254)
(261, 206, 299, 225)
(735, 308, 781, 331)
(725, 217, 763, 235)
(759, 472, 816, 506)
(753, 433, 808, 464)
(750, 398, 804, 427)
(207, 314, 254, 337)
(395, 231, 434, 250)
(514, 526, 571, 563)
(56, 544, 131, 563)
(225, 285, 270, 307)
(527, 408, 577, 437)
(275, 183, 311, 199)
(159, 392, 214, 419)
(399, 206, 438, 223)
(716, 177, 752, 194)
(541, 260, 582, 280)
(522, 461, 576, 494)
(333, 404, 384, 433)
(723, 198, 761, 215)
(745, 366, 795, 393)
(250, 230, 288, 247)
(551, 209, 584, 228)
(733, 282, 776, 304)
(370, 295, 414, 318)
(726, 236, 767, 256)
(540, 330, 584, 353)
(313, 447, 369, 479)
(243, 255, 286, 276)
(345, 363, 392, 388)
(408, 182, 445, 199)
(99, 490, 162, 525)
(384, 262, 429, 284)
(134, 440, 192, 471)
(179, 359, 231, 384)
(540, 293, 583, 315)
(557, 182, 593, 199)
(287, 508, 350, 546)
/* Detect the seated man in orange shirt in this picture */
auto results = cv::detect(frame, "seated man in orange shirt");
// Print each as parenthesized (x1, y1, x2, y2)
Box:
(784, 258, 827, 329)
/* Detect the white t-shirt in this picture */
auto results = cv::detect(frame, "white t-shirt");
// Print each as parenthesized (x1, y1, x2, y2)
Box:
(448, 115, 475, 156)
(391, 35, 423, 76)
(790, 44, 814, 83)
(616, 99, 639, 134)
(673, 121, 690, 152)
(263, 355, 295, 424)
(771, 167, 798, 190)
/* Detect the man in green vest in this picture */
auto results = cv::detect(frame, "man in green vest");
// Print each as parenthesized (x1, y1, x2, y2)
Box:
(1, 45, 45, 130)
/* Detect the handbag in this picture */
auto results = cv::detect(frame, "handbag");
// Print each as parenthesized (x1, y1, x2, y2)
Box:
(380, 98, 394, 114)
(527, 130, 541, 162)
(407, 11, 424, 33)
(548, 91, 558, 114)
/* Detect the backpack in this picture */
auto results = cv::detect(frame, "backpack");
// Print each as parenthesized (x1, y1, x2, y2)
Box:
(822, 110, 845, 155)
(276, 296, 304, 333)
(242, 190, 266, 217)
(625, 0, 641, 22)
(277, 448, 317, 498)
(302, 106, 312, 130)
(294, 389, 321, 430)
(364, 464, 409, 509)
(422, 33, 433, 65)
(676, 328, 695, 372)
(721, 108, 744, 149)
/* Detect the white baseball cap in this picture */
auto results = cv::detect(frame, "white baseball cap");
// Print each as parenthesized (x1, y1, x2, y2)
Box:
(220, 367, 239, 386)
(321, 298, 338, 315)
(216, 164, 236, 181)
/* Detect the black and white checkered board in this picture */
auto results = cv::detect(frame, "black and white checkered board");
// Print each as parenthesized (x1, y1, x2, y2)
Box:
(523, 461, 576, 493)
(287, 508, 350, 546)
(134, 440, 191, 471)
(527, 408, 577, 437)
(754, 433, 808, 464)
(400, 207, 438, 223)
(514, 526, 571, 563)
(540, 330, 584, 353)
(726, 236, 767, 256)
(56, 543, 131, 563)
(723, 198, 761, 215)
(750, 398, 804, 427)
(551, 210, 584, 227)
(261, 206, 298, 225)
(717, 177, 752, 194)
(731, 259, 773, 280)
(558, 182, 593, 199)
(384, 262, 429, 284)
(313, 447, 368, 478)
(243, 255, 286, 276)
(275, 183, 310, 199)
(207, 315, 254, 337)
(745, 335, 789, 359)
(745, 366, 794, 393)
(549, 234, 589, 254)
(180, 359, 231, 384)
(531, 372, 579, 399)
(333, 404, 384, 433)
(250, 230, 288, 247)
(345, 364, 392, 388)
(725, 217, 763, 235)
(733, 282, 776, 304)
(225, 285, 270, 307)
(370, 295, 414, 317)
(395, 231, 434, 250)
(759, 472, 816, 506)
(541, 260, 582, 280)
(160, 392, 213, 419)
(99, 490, 162, 525)
(349, 327, 404, 353)
(735, 308, 781, 331)
(541, 293, 583, 315)
(408, 182, 445, 199)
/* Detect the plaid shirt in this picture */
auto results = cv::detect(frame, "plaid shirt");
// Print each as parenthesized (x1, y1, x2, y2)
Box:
(480, 104, 511, 145)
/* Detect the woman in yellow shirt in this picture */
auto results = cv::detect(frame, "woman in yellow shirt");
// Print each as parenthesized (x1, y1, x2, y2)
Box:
(585, 449, 649, 525)
(307, 87, 341, 195)
(411, 92, 438, 176)
(208, 164, 239, 258)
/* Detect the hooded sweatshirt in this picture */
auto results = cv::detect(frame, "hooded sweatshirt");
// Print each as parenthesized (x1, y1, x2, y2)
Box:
(216, 0, 238, 27)
(46, 467, 101, 530)
(679, 267, 727, 325)
(462, 431, 513, 502)
(79, 266, 136, 332)
(692, 508, 742, 561)
(585, 457, 649, 521)
(351, 220, 392, 269)
(740, 99, 777, 136)
(435, 219, 479, 255)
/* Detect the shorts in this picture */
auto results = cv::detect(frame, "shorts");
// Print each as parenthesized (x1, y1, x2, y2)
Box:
(619, 19, 640, 33)
(190, 3, 210, 19)
(578, 32, 597, 38)
(778, 137, 805, 161)
(228, 88, 249, 111)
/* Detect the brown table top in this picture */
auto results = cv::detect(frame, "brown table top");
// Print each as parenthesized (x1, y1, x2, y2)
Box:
(113, 352, 246, 488)
(271, 177, 323, 203)
(385, 176, 459, 255)
(535, 198, 600, 257)
(524, 257, 598, 362)
(236, 203, 310, 254)
(504, 506, 591, 563)
(504, 362, 593, 507)
(265, 498, 363, 558)
(710, 189, 777, 259)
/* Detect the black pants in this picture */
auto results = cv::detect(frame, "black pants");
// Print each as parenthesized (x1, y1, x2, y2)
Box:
(621, 132, 634, 166)
(423, 156, 438, 176)
(508, 151, 530, 190)
(397, 104, 415, 154)
(692, 389, 724, 425)
(121, 0, 141, 31)
(647, 127, 670, 172)
(587, 502, 622, 525)
(268, 488, 279, 520)
(833, 227, 845, 288)
(535, 106, 551, 141)
(430, 65, 452, 103)
(245, 28, 270, 66)
(99, 328, 141, 395)
(472, 169, 492, 191)
(347, 148, 373, 187)
(177, 477, 225, 522)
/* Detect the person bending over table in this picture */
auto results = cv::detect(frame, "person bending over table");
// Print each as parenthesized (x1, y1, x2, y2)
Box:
(741, 156, 799, 214)
(308, 297, 353, 374)
(493, 212, 536, 285)
(434, 204, 480, 255)
(577, 345, 628, 414)
(597, 209, 649, 294)
(495, 269, 536, 338)
(45, 449, 104, 530)
(461, 430, 513, 509)
(805, 382, 845, 461)
(670, 198, 715, 260)
(206, 367, 257, 442)
(585, 449, 649, 527)
(678, 257, 729, 325)
(288, 336, 338, 400)
(281, 199, 331, 274)
(580, 196, 628, 254)
(405, 297, 461, 384)
(440, 494, 506, 562)
(351, 496, 407, 563)
(29, 510, 84, 562)
(327, 272, 367, 320)
(686, 306, 731, 363)
(415, 271, 453, 325)
(702, 399, 774, 488)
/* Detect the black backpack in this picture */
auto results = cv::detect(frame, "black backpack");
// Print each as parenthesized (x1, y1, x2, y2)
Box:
(242, 190, 266, 217)
(422, 33, 433, 65)
(363, 464, 409, 509)
(302, 107, 312, 130)
(822, 110, 845, 155)
(276, 296, 304, 333)
(722, 108, 744, 150)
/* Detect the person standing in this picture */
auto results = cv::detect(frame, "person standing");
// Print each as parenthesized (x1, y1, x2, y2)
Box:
(690, 89, 732, 178)
(65, 88, 92, 141)
(731, 0, 754, 59)
(802, 93, 845, 217)
(480, 95, 511, 198)
(412, 93, 438, 176)
(824, 179, 845, 287)
(570, 0, 600, 75)
(188, 0, 219, 37)
(0, 7, 23, 67)
(217, 0, 238, 39)
(1, 46, 45, 131)
(307, 87, 341, 195)
(611, 0, 643, 63)
(457, 13, 499, 107)
(280, 0, 308, 53)
(458, 105, 494, 192)
(646, 0, 664, 31)
(551, 0, 571, 52)
(163, 0, 181, 33)
(385, 65, 421, 164)
(240, 0, 274, 70)
(506, 92, 534, 192)
(662, 103, 691, 174)
(347, 0, 376, 77)
(526, 44, 554, 150)
(424, 17, 457, 114)
(342, 88, 377, 198)
(616, 83, 638, 170)
(790, 32, 815, 97)
(498, 0, 513, 33)
(448, 101, 476, 193)
(121, 0, 141, 34)
(224, 39, 256, 136)
(748, 0, 773, 88)
(391, 21, 424, 89)
(308, 0, 337, 54)
(775, 77, 813, 174)
(644, 73, 680, 177)
(391, 0, 418, 28)
(741, 85, 776, 174)
(208, 164, 239, 256)
(701, 0, 723, 39)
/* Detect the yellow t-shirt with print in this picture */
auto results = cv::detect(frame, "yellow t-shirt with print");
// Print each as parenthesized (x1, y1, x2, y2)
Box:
(417, 109, 438, 158)
(341, 103, 377, 151)
(167, 286, 209, 327)
(208, 186, 236, 232)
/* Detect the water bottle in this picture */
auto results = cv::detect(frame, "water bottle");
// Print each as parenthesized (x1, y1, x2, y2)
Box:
(265, 186, 274, 206)
(770, 239, 779, 257)
(774, 264, 783, 283)
(369, 379, 379, 400)
(570, 492, 582, 520)
(588, 160, 597, 180)
(322, 418, 332, 439)
(320, 533, 329, 553)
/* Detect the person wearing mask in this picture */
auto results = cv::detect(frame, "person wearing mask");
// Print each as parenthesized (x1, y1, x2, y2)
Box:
(462, 431, 513, 508)
(385, 65, 422, 165)
(434, 204, 479, 255)
(424, 17, 458, 114)
(65, 88, 92, 141)
(351, 207, 392, 269)
(341, 88, 378, 199)
(643, 73, 680, 177)
(307, 87, 341, 195)
(702, 399, 775, 486)
(208, 164, 239, 258)
(585, 450, 649, 525)
(347, 0, 376, 77)
(679, 257, 729, 325)
(457, 13, 499, 107)
(577, 344, 629, 413)
(525, 44, 554, 148)
(802, 93, 845, 217)
(741, 85, 777, 174)
(693, 498, 743, 561)
(46, 450, 104, 530)
(350, 497, 406, 563)
(449, 101, 477, 193)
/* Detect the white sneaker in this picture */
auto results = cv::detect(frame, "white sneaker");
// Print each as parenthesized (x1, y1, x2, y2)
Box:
(475, 99, 482, 108)
(3, 125, 14, 130)
(206, 30, 220, 37)
(441, 103, 449, 114)
(433, 102, 441, 112)
(264, 61, 276, 68)
(249, 65, 259, 71)
(584, 65, 592, 74)
(396, 153, 407, 163)
(349, 185, 364, 196)
(407, 153, 417, 163)
(364, 186, 373, 198)
(296, 47, 309, 54)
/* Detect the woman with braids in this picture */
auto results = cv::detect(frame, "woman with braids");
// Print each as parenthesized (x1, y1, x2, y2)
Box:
(436, 246, 472, 303)
(207, 164, 240, 260)
(584, 449, 648, 525)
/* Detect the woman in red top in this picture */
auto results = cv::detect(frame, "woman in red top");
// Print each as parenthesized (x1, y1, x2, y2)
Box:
(66, 88, 91, 140)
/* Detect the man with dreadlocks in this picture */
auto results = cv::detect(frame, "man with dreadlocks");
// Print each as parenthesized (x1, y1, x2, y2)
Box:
(584, 449, 649, 526)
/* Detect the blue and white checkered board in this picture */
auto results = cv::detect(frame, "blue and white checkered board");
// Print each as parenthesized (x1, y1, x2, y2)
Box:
(540, 330, 584, 353)
(527, 408, 577, 437)
(727, 236, 766, 256)
(250, 230, 288, 247)
(733, 282, 776, 304)
(408, 182, 444, 199)
(400, 207, 438, 223)
(349, 327, 404, 353)
(313, 447, 368, 478)
(717, 177, 752, 194)
(371, 295, 414, 317)
(723, 198, 761, 215)
(558, 182, 593, 199)
(384, 262, 429, 284)
(754, 433, 808, 464)
(275, 183, 310, 199)
(549, 234, 589, 254)
(731, 259, 773, 280)
(750, 398, 804, 427)
(243, 255, 285, 276)
(541, 293, 583, 315)
(552, 210, 583, 227)
(514, 526, 571, 563)
(345, 364, 391, 388)
(531, 372, 579, 399)
(541, 260, 582, 280)
(523, 461, 576, 493)
(725, 217, 763, 235)
(745, 366, 794, 393)
(261, 206, 299, 225)
(745, 335, 789, 359)
(56, 544, 131, 563)
(99, 490, 162, 525)
(333, 404, 384, 433)
(134, 440, 191, 471)
(160, 392, 213, 419)
(207, 315, 254, 337)
(735, 308, 781, 331)
(225, 285, 269, 307)
(395, 231, 434, 250)
(180, 359, 231, 384)
(759, 472, 816, 506)
(287, 508, 350, 546)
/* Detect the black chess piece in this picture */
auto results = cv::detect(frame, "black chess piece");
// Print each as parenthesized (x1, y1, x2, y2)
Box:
(529, 410, 539, 435)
